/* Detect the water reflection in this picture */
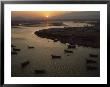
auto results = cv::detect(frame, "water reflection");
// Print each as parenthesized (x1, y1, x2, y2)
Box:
(11, 21, 100, 77)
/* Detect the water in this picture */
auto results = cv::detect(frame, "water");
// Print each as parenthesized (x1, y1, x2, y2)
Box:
(63, 21, 93, 27)
(11, 21, 100, 77)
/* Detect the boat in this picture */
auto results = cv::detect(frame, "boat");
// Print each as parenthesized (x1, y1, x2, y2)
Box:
(89, 54, 98, 57)
(51, 55, 61, 59)
(34, 69, 45, 74)
(11, 44, 16, 47)
(13, 48, 20, 51)
(21, 61, 30, 68)
(86, 59, 97, 64)
(28, 46, 35, 49)
(64, 50, 73, 53)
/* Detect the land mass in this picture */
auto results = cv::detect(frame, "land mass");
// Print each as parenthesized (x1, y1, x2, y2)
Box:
(35, 23, 100, 48)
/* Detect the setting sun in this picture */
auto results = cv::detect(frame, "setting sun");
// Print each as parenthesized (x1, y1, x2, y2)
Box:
(46, 15, 49, 18)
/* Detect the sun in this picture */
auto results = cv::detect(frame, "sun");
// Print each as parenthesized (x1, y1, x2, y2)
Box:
(46, 15, 49, 18)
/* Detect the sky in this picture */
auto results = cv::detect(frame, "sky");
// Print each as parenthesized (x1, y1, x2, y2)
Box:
(11, 11, 100, 21)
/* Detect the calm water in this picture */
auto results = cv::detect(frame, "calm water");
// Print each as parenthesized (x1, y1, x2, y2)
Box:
(11, 21, 100, 77)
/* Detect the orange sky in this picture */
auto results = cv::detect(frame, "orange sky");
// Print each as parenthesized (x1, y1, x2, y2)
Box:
(11, 11, 69, 18)
(11, 11, 99, 21)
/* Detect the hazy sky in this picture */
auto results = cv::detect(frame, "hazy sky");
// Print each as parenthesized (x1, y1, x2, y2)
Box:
(12, 11, 70, 20)
(11, 11, 100, 21)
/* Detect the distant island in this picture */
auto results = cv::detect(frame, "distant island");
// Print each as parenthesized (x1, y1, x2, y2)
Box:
(35, 22, 100, 48)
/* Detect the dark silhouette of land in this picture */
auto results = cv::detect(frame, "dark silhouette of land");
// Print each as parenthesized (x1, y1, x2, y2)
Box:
(35, 21, 100, 48)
